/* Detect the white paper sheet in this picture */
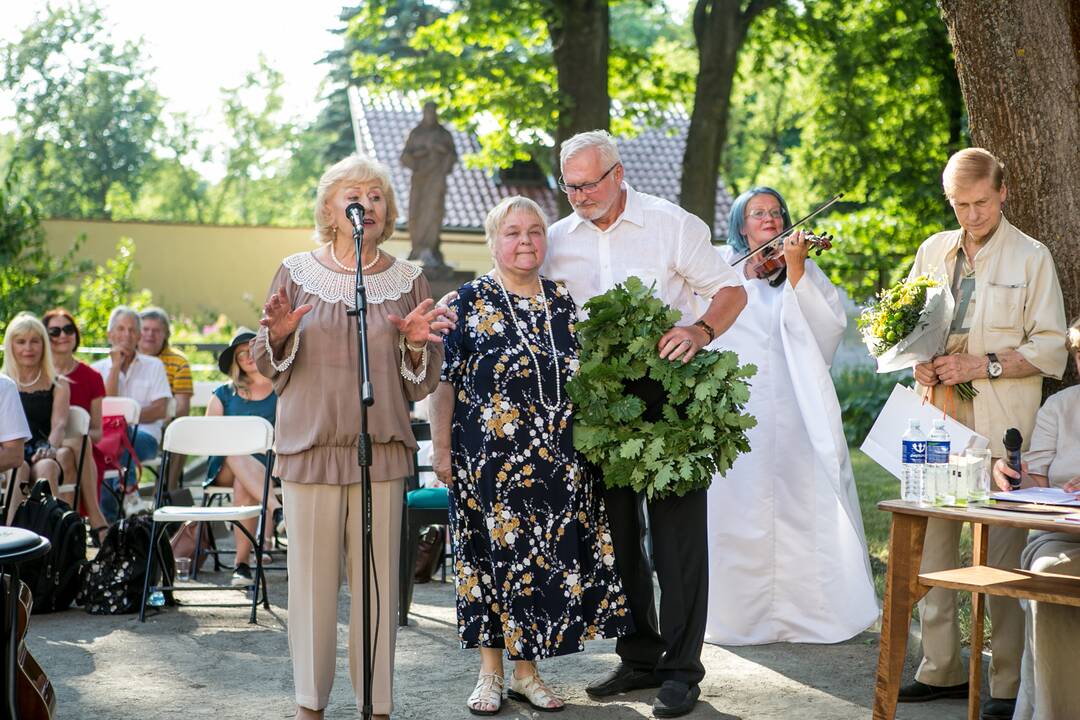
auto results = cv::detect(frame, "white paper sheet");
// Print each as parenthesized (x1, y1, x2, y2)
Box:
(992, 486, 1080, 507)
(860, 384, 990, 482)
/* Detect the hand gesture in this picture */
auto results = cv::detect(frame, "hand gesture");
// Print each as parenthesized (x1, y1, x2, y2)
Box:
(388, 298, 452, 346)
(658, 325, 705, 364)
(260, 288, 313, 344)
(992, 457, 1026, 491)
(1064, 476, 1080, 495)
(435, 290, 460, 334)
(433, 447, 453, 486)
(109, 346, 132, 367)
(932, 353, 984, 386)
(782, 229, 811, 270)
(914, 361, 939, 387)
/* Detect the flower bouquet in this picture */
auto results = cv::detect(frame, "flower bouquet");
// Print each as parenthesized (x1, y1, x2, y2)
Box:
(566, 276, 757, 499)
(857, 274, 976, 400)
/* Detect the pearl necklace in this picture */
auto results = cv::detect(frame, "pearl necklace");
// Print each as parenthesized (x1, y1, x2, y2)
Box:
(329, 242, 381, 273)
(16, 369, 42, 388)
(493, 274, 563, 412)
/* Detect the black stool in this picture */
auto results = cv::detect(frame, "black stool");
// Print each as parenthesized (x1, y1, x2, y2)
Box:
(0, 527, 51, 720)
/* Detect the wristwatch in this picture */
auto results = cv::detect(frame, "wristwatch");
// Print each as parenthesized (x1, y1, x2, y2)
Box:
(987, 352, 1003, 379)
(693, 319, 715, 344)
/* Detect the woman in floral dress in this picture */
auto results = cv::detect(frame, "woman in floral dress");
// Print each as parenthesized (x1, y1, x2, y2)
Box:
(431, 196, 631, 715)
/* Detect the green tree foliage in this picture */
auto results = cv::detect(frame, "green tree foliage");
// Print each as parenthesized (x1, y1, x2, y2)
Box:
(0, 2, 162, 219)
(207, 58, 330, 226)
(723, 0, 965, 301)
(0, 165, 89, 338)
(74, 237, 153, 345)
(345, 0, 691, 174)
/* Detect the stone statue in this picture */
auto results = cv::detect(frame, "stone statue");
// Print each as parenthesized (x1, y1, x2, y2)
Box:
(400, 102, 457, 271)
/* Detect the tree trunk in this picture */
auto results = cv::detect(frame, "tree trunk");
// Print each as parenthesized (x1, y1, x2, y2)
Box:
(938, 0, 1080, 390)
(681, 0, 776, 233)
(547, 0, 610, 217)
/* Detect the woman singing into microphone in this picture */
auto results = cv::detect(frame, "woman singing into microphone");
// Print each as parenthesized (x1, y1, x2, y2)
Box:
(253, 154, 452, 720)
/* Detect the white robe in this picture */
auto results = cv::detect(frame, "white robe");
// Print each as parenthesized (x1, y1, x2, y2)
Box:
(702, 249, 879, 645)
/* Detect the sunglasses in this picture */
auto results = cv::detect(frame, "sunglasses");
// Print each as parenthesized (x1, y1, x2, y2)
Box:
(47, 324, 77, 338)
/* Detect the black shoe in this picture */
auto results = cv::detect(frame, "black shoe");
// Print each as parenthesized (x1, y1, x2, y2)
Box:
(980, 697, 1016, 719)
(897, 679, 969, 702)
(231, 563, 253, 587)
(585, 663, 662, 699)
(651, 681, 700, 718)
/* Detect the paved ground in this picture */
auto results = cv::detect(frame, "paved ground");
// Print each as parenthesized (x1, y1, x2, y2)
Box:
(24, 556, 978, 720)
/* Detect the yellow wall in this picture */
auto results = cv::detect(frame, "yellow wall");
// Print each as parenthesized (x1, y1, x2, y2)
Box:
(43, 219, 490, 326)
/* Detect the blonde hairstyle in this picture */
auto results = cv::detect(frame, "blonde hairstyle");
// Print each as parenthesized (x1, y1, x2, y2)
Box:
(1067, 316, 1080, 355)
(312, 155, 399, 246)
(559, 129, 621, 172)
(483, 196, 548, 253)
(942, 147, 1005, 198)
(228, 354, 253, 395)
(2, 313, 57, 384)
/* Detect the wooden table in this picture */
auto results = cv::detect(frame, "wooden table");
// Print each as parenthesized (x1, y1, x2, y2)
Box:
(873, 499, 1080, 720)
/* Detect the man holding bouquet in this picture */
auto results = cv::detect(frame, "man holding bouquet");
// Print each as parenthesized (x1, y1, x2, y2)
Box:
(900, 147, 1067, 720)
(543, 130, 746, 718)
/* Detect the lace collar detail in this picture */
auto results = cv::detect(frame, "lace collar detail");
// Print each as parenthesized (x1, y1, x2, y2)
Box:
(282, 251, 422, 307)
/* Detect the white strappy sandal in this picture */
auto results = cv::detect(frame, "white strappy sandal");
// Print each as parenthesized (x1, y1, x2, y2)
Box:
(467, 671, 504, 716)
(508, 671, 565, 713)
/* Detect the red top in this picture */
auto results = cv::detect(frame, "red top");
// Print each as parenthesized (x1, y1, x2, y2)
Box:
(64, 361, 106, 412)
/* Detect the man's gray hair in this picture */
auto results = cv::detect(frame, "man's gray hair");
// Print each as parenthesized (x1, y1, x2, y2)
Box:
(107, 306, 141, 333)
(559, 130, 621, 172)
(140, 306, 171, 335)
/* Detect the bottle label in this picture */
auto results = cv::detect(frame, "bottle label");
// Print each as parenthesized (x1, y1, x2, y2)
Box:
(902, 440, 926, 464)
(927, 440, 950, 464)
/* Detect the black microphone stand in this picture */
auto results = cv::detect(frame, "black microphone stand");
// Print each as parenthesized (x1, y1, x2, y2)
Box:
(345, 205, 376, 720)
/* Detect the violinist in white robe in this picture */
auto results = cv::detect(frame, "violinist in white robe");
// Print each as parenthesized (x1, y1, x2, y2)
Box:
(702, 187, 878, 646)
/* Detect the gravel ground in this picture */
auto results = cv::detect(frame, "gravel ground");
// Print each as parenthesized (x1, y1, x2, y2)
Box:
(23, 560, 976, 720)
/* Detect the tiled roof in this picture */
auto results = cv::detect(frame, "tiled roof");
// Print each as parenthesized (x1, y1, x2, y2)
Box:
(351, 89, 733, 237)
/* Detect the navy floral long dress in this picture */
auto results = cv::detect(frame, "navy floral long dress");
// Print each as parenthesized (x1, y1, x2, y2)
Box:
(442, 274, 632, 660)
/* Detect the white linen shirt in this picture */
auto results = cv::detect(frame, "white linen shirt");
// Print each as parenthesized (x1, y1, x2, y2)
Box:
(0, 375, 31, 444)
(543, 182, 742, 321)
(92, 352, 172, 442)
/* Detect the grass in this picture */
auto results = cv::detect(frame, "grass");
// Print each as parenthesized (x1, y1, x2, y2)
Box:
(852, 447, 984, 646)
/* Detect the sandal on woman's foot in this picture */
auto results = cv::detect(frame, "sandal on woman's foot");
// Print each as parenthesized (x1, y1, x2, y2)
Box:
(508, 672, 564, 712)
(467, 671, 504, 716)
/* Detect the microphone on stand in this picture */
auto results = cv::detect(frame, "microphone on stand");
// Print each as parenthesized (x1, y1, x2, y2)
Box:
(345, 202, 365, 232)
(1003, 428, 1023, 490)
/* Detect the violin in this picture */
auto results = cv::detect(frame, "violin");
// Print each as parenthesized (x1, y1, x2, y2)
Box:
(746, 232, 834, 286)
(731, 193, 844, 287)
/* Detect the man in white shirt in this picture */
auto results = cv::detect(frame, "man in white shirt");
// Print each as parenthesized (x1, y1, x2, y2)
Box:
(0, 374, 32, 522)
(543, 130, 746, 718)
(92, 306, 172, 519)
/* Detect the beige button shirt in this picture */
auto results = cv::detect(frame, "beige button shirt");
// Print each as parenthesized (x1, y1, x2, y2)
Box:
(908, 215, 1067, 456)
(542, 182, 742, 322)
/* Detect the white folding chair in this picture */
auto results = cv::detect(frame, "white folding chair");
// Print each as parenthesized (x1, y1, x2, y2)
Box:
(141, 396, 177, 482)
(58, 406, 91, 509)
(191, 381, 224, 412)
(139, 416, 275, 623)
(101, 396, 143, 515)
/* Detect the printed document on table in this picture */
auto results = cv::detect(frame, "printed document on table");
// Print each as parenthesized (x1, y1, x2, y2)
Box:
(992, 486, 1080, 507)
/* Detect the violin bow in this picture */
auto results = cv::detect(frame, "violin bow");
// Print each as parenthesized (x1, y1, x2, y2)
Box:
(729, 192, 845, 267)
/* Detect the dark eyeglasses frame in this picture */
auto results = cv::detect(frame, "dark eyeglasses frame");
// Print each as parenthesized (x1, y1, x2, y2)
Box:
(47, 324, 77, 338)
(557, 162, 619, 195)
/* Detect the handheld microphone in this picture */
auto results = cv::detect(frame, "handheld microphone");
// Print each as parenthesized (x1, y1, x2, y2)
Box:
(345, 202, 364, 231)
(1003, 428, 1023, 490)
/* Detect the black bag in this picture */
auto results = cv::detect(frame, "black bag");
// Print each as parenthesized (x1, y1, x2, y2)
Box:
(11, 478, 87, 613)
(79, 514, 176, 615)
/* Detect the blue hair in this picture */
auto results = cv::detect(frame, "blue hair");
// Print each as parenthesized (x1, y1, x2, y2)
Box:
(726, 186, 792, 254)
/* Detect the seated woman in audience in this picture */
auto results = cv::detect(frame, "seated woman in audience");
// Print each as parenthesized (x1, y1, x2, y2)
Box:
(42, 308, 110, 540)
(205, 328, 282, 587)
(992, 316, 1080, 720)
(1, 313, 77, 500)
(0, 373, 31, 522)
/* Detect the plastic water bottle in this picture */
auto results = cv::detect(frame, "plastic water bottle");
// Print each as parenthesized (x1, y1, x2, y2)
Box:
(901, 419, 927, 502)
(927, 420, 952, 505)
(148, 590, 166, 607)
